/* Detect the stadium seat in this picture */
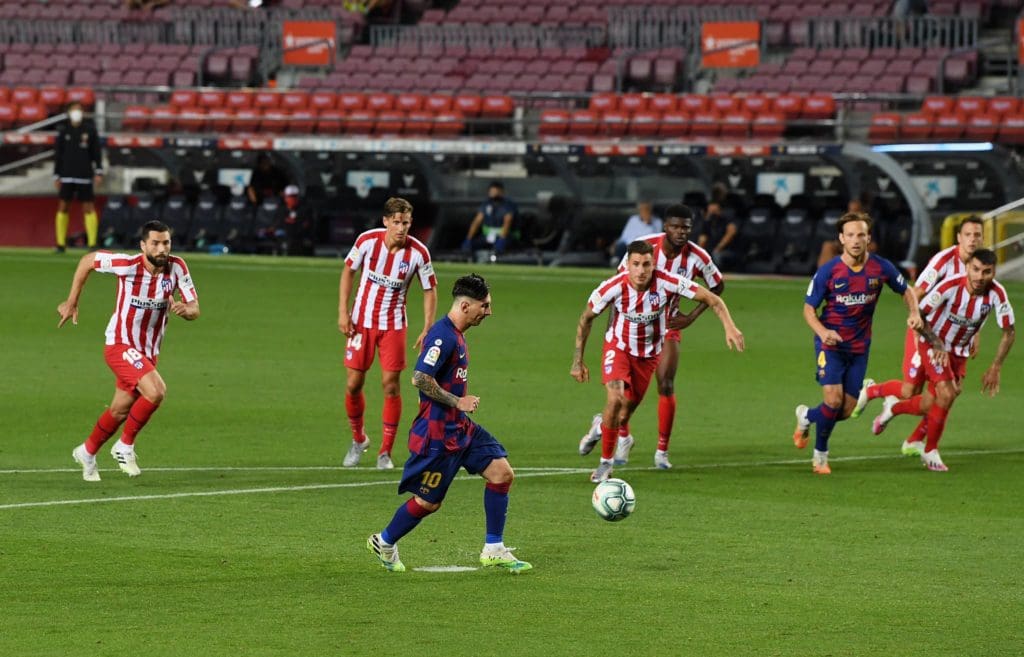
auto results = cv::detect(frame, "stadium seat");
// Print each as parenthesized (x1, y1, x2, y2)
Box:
(538, 109, 570, 137)
(719, 111, 752, 138)
(374, 110, 405, 135)
(16, 103, 47, 126)
(921, 95, 954, 115)
(453, 94, 483, 118)
(122, 105, 150, 132)
(177, 108, 207, 133)
(162, 194, 192, 242)
(776, 207, 816, 275)
(868, 113, 901, 142)
(225, 91, 254, 110)
(208, 108, 234, 133)
(198, 90, 226, 109)
(589, 93, 618, 113)
(931, 113, 965, 140)
(601, 110, 629, 137)
(317, 110, 345, 135)
(648, 94, 677, 114)
(954, 96, 985, 117)
(690, 111, 719, 138)
(253, 91, 280, 111)
(568, 110, 599, 136)
(740, 207, 779, 274)
(404, 111, 433, 135)
(189, 190, 222, 250)
(221, 193, 254, 252)
(279, 91, 309, 111)
(432, 111, 465, 136)
(424, 94, 453, 113)
(0, 102, 16, 130)
(752, 113, 785, 139)
(309, 91, 337, 112)
(338, 92, 367, 112)
(901, 113, 933, 140)
(481, 95, 514, 118)
(679, 94, 708, 114)
(289, 110, 317, 134)
(987, 97, 1020, 118)
(98, 195, 133, 248)
(802, 95, 836, 121)
(346, 110, 376, 135)
(658, 110, 689, 138)
(998, 114, 1024, 144)
(964, 113, 998, 141)
(395, 93, 424, 113)
(170, 90, 198, 108)
(618, 93, 647, 115)
(773, 94, 804, 120)
(38, 87, 66, 113)
(233, 109, 260, 133)
(366, 92, 395, 112)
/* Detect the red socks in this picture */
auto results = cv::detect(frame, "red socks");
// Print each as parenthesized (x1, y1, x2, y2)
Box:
(121, 397, 160, 446)
(600, 424, 616, 460)
(380, 395, 401, 455)
(345, 392, 366, 442)
(657, 394, 676, 451)
(867, 380, 905, 400)
(85, 409, 124, 454)
(924, 405, 949, 452)
(892, 396, 923, 417)
(617, 423, 630, 438)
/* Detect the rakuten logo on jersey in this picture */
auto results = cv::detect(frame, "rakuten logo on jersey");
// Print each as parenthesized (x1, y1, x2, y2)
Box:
(365, 270, 405, 289)
(835, 292, 877, 306)
(456, 367, 468, 381)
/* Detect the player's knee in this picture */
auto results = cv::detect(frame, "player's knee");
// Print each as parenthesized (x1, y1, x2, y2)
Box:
(937, 387, 959, 408)
(658, 381, 674, 396)
(900, 383, 916, 399)
(382, 383, 400, 397)
(489, 467, 514, 487)
(110, 407, 129, 422)
(144, 382, 166, 405)
(413, 496, 441, 513)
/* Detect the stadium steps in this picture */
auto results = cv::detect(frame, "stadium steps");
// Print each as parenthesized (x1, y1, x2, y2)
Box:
(0, 161, 57, 195)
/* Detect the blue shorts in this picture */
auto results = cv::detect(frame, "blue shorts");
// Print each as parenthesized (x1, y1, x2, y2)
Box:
(815, 345, 869, 399)
(397, 424, 508, 504)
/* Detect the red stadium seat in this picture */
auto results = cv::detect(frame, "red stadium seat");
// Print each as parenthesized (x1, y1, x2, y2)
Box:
(260, 110, 289, 134)
(998, 113, 1024, 144)
(338, 92, 367, 112)
(233, 108, 260, 133)
(647, 93, 677, 114)
(453, 94, 482, 117)
(424, 94, 453, 113)
(719, 111, 752, 138)
(65, 87, 95, 109)
(0, 87, 10, 103)
(279, 91, 309, 111)
(741, 95, 771, 115)
(690, 111, 719, 138)
(177, 108, 207, 133)
(964, 113, 998, 141)
(38, 87, 66, 113)
(309, 91, 337, 112)
(802, 94, 836, 120)
(346, 110, 375, 135)
(289, 110, 317, 134)
(225, 91, 254, 110)
(710, 95, 739, 114)
(395, 93, 424, 113)
(404, 111, 434, 135)
(169, 89, 198, 108)
(538, 108, 570, 136)
(208, 108, 234, 133)
(149, 106, 178, 132)
(953, 96, 984, 117)
(752, 112, 785, 139)
(568, 109, 599, 136)
(432, 110, 465, 136)
(197, 90, 226, 109)
(317, 110, 345, 135)
(658, 110, 689, 138)
(921, 95, 953, 115)
(628, 110, 661, 137)
(122, 105, 150, 132)
(931, 112, 965, 140)
(773, 94, 804, 120)
(987, 96, 1020, 118)
(868, 113, 901, 142)
(901, 113, 933, 141)
(374, 110, 405, 135)
(601, 110, 629, 136)
(252, 91, 280, 110)
(0, 102, 17, 130)
(589, 93, 618, 113)
(481, 95, 514, 118)
(678, 94, 708, 114)
(618, 93, 647, 114)
(11, 87, 39, 106)
(17, 103, 47, 127)
(366, 92, 395, 112)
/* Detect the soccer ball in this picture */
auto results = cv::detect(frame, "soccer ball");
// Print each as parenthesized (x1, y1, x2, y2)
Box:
(592, 478, 636, 522)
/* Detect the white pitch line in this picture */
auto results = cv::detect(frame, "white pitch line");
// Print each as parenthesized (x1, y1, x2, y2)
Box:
(3, 447, 1023, 511)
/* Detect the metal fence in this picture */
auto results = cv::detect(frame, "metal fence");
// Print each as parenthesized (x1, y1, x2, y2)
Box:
(805, 15, 978, 50)
(369, 24, 607, 51)
(607, 5, 759, 51)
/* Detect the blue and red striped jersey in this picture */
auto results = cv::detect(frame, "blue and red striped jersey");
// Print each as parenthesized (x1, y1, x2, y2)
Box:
(805, 254, 907, 354)
(408, 315, 474, 455)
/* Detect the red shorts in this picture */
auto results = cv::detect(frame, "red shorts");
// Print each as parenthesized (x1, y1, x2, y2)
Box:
(601, 342, 658, 403)
(105, 344, 157, 392)
(901, 327, 925, 383)
(344, 326, 407, 372)
(916, 340, 968, 387)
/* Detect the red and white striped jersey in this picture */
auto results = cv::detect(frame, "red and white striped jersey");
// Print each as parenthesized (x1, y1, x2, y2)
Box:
(915, 245, 964, 295)
(589, 270, 700, 358)
(619, 234, 723, 288)
(94, 252, 198, 359)
(345, 229, 436, 330)
(920, 275, 1014, 357)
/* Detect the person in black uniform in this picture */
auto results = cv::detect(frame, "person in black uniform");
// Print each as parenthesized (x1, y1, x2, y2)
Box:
(54, 101, 104, 253)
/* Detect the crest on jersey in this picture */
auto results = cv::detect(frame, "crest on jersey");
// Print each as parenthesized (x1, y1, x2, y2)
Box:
(647, 292, 661, 307)
(868, 277, 880, 289)
(980, 304, 991, 314)
(398, 261, 410, 275)
(161, 278, 174, 293)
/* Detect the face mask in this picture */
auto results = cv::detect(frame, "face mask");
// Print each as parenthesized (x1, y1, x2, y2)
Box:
(69, 109, 83, 124)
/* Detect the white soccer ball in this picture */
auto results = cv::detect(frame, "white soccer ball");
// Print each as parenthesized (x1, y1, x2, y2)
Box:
(592, 478, 636, 522)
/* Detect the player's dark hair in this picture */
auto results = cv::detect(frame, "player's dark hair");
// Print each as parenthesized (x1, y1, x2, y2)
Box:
(383, 197, 413, 216)
(836, 212, 871, 236)
(141, 220, 171, 237)
(626, 240, 655, 257)
(663, 204, 694, 222)
(452, 273, 489, 301)
(970, 248, 996, 266)
(66, 100, 82, 112)
(958, 215, 984, 233)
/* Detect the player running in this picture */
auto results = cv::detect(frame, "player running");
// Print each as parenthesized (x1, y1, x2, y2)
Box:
(571, 240, 744, 483)
(853, 216, 984, 432)
(57, 220, 199, 481)
(792, 212, 922, 474)
(579, 204, 724, 470)
(871, 249, 1014, 471)
(367, 274, 531, 573)
(339, 197, 437, 470)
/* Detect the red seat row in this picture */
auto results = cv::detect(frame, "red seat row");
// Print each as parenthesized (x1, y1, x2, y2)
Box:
(920, 95, 1020, 118)
(869, 112, 1024, 144)
(168, 89, 515, 118)
(0, 86, 95, 114)
(122, 106, 472, 137)
(588, 92, 837, 121)
(539, 109, 786, 139)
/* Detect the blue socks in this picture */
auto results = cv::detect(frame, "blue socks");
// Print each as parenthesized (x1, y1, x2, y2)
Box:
(484, 483, 510, 545)
(807, 403, 842, 452)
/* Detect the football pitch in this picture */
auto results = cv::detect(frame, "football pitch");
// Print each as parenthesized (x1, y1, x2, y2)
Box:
(2, 248, 1021, 657)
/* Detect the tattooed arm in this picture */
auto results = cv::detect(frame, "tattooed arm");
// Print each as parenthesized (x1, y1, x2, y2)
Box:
(412, 370, 479, 413)
(570, 306, 599, 383)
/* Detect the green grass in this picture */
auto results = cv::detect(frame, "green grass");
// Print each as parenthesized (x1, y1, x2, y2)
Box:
(1, 248, 1022, 657)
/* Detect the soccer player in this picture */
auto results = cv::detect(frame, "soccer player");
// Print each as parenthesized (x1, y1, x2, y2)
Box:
(57, 220, 199, 481)
(853, 216, 984, 429)
(54, 100, 103, 253)
(792, 212, 922, 474)
(338, 197, 437, 470)
(871, 249, 1014, 471)
(366, 274, 531, 573)
(579, 204, 724, 470)
(571, 240, 744, 483)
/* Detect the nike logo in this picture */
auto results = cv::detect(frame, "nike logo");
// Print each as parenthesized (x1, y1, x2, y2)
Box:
(835, 282, 846, 289)
(458, 351, 466, 359)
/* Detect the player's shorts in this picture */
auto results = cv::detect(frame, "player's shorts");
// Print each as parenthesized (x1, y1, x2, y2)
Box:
(104, 344, 157, 392)
(814, 345, 869, 399)
(901, 327, 926, 384)
(59, 182, 95, 202)
(344, 325, 407, 372)
(601, 342, 658, 403)
(916, 340, 968, 387)
(397, 424, 508, 504)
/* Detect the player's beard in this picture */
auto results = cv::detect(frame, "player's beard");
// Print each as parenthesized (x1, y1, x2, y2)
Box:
(147, 253, 168, 269)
